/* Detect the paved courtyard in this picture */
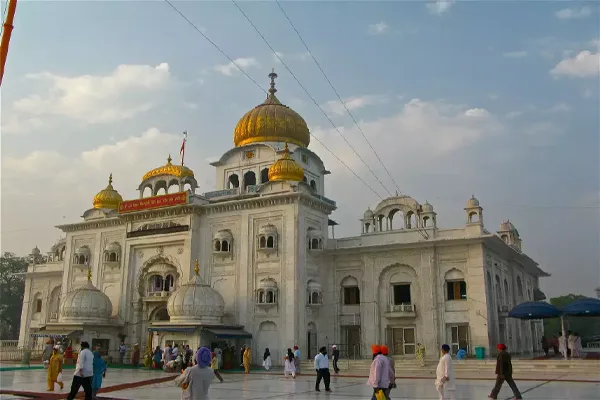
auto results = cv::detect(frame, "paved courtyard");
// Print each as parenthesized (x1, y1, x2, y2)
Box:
(1, 368, 599, 399)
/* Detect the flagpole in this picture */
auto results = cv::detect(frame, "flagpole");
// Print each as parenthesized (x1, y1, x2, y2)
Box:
(180, 131, 187, 166)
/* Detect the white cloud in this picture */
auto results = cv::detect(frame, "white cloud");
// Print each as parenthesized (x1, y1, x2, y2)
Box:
(503, 51, 528, 58)
(313, 99, 502, 175)
(550, 51, 600, 78)
(0, 115, 44, 135)
(555, 7, 592, 20)
(12, 63, 171, 124)
(322, 95, 388, 116)
(214, 58, 259, 76)
(427, 0, 455, 15)
(545, 103, 571, 113)
(367, 22, 389, 35)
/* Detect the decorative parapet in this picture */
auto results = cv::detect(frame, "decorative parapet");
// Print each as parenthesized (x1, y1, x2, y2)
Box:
(203, 188, 240, 199)
(312, 194, 336, 207)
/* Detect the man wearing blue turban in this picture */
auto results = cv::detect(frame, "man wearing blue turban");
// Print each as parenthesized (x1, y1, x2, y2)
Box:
(174, 347, 215, 399)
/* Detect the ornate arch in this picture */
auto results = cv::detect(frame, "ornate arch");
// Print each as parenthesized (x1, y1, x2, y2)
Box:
(135, 254, 183, 297)
(378, 263, 417, 287)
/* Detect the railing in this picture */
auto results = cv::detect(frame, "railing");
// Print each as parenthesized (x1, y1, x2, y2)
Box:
(246, 185, 260, 194)
(389, 303, 416, 313)
(203, 188, 240, 199)
(147, 290, 173, 298)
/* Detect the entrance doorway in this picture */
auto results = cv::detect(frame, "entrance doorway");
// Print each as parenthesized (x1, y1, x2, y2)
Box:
(450, 325, 469, 354)
(341, 326, 361, 359)
(391, 327, 416, 355)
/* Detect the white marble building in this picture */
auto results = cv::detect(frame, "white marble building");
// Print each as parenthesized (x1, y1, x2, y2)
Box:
(18, 71, 548, 364)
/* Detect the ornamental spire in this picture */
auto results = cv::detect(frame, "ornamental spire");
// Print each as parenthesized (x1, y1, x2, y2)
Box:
(167, 154, 172, 164)
(108, 173, 113, 186)
(268, 68, 278, 97)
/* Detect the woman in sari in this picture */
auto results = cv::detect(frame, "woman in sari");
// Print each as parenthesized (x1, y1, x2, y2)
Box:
(92, 351, 107, 400)
(243, 346, 251, 374)
(284, 348, 296, 378)
(263, 348, 272, 371)
(46, 346, 63, 391)
(153, 346, 164, 369)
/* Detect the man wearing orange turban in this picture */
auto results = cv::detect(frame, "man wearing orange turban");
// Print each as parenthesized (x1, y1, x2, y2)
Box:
(367, 345, 393, 399)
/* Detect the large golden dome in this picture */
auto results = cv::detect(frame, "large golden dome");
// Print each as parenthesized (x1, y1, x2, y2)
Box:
(268, 143, 304, 182)
(93, 174, 123, 209)
(142, 155, 195, 182)
(234, 70, 310, 148)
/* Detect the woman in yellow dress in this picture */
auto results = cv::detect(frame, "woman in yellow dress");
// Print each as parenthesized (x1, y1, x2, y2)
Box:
(242, 347, 251, 374)
(416, 343, 426, 367)
(47, 346, 64, 391)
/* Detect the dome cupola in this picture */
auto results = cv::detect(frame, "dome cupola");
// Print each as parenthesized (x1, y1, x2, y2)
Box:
(233, 69, 310, 148)
(93, 174, 123, 210)
(142, 155, 195, 182)
(268, 143, 304, 182)
(166, 260, 225, 324)
(59, 268, 113, 324)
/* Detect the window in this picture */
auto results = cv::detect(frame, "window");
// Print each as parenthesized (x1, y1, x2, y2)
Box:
(309, 291, 321, 305)
(393, 284, 411, 305)
(302, 154, 309, 164)
(221, 240, 229, 252)
(266, 236, 274, 248)
(35, 299, 42, 313)
(259, 236, 266, 248)
(447, 281, 467, 300)
(344, 286, 360, 305)
(310, 180, 317, 191)
(260, 168, 269, 184)
(228, 174, 239, 189)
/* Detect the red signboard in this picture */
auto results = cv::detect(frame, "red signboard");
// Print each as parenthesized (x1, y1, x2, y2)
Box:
(118, 192, 188, 214)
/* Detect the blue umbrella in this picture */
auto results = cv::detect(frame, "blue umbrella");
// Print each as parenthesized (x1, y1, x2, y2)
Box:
(508, 301, 562, 320)
(562, 298, 600, 317)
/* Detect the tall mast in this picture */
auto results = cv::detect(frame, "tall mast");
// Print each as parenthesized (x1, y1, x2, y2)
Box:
(0, 0, 18, 86)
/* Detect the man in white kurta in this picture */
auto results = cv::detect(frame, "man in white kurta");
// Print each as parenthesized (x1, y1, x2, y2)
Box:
(435, 344, 455, 400)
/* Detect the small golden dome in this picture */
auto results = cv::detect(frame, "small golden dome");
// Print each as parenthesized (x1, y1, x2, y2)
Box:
(93, 174, 124, 209)
(268, 144, 304, 182)
(142, 155, 195, 182)
(233, 69, 310, 148)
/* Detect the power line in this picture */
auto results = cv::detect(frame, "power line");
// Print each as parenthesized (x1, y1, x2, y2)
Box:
(163, 0, 266, 96)
(275, 0, 402, 195)
(164, 0, 383, 200)
(231, 0, 390, 199)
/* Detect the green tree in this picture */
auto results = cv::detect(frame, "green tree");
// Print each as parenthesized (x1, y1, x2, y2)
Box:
(0, 252, 28, 339)
(543, 294, 600, 340)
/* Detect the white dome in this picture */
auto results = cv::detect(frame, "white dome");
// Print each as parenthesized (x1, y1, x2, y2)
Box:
(466, 195, 480, 208)
(499, 220, 518, 235)
(363, 208, 374, 219)
(31, 246, 41, 255)
(167, 266, 225, 324)
(422, 201, 434, 213)
(59, 280, 113, 324)
(75, 246, 91, 257)
(259, 278, 278, 291)
(258, 224, 277, 236)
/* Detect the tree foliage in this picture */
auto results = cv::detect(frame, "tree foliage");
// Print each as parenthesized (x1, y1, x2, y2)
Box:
(543, 294, 600, 340)
(0, 252, 28, 339)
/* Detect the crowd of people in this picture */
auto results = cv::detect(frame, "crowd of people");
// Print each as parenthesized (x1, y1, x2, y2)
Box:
(541, 331, 583, 358)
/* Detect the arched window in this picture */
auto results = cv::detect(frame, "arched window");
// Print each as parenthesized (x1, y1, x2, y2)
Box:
(261, 168, 269, 184)
(406, 211, 416, 229)
(142, 186, 153, 198)
(266, 236, 274, 248)
(221, 240, 229, 252)
(517, 276, 524, 299)
(258, 290, 265, 303)
(341, 276, 360, 305)
(423, 216, 430, 227)
(310, 180, 317, 191)
(310, 292, 321, 305)
(214, 240, 221, 252)
(165, 274, 174, 291)
(259, 236, 266, 248)
(445, 269, 467, 300)
(109, 252, 117, 262)
(243, 171, 256, 190)
(311, 238, 319, 249)
(501, 234, 509, 243)
(266, 291, 274, 303)
(229, 174, 240, 189)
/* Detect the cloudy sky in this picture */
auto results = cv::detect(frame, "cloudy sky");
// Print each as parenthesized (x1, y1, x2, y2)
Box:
(1, 1, 598, 298)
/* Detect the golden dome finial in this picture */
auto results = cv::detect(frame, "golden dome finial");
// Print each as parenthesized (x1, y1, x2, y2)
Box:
(268, 143, 304, 182)
(93, 174, 123, 209)
(167, 154, 172, 164)
(233, 70, 310, 148)
(268, 68, 278, 97)
(194, 259, 200, 275)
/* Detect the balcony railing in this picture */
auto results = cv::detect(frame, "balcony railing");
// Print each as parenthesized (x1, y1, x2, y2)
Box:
(385, 303, 417, 318)
(146, 289, 174, 298)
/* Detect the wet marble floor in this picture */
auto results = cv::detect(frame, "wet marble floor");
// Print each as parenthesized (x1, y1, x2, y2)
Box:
(0, 369, 598, 399)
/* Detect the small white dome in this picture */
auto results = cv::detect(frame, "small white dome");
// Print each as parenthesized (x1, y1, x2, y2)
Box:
(259, 224, 277, 236)
(307, 280, 322, 292)
(75, 246, 91, 257)
(106, 242, 121, 253)
(167, 266, 225, 324)
(59, 280, 113, 324)
(422, 201, 434, 213)
(31, 246, 41, 255)
(466, 195, 480, 208)
(259, 278, 278, 291)
(363, 208, 374, 219)
(499, 220, 518, 235)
